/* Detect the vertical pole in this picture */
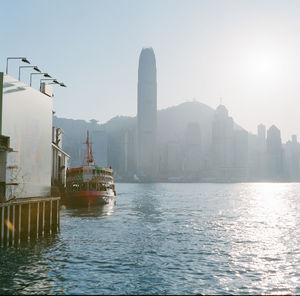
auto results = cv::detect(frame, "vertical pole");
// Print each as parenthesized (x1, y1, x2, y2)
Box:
(18, 204, 21, 245)
(12, 205, 15, 245)
(0, 72, 4, 134)
(1, 206, 4, 244)
(36, 202, 39, 239)
(56, 199, 59, 231)
(28, 203, 31, 241)
(6, 59, 9, 75)
(7, 205, 10, 245)
(49, 200, 52, 235)
(42, 201, 45, 236)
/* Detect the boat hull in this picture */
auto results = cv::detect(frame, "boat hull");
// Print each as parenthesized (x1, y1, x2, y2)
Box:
(66, 190, 116, 206)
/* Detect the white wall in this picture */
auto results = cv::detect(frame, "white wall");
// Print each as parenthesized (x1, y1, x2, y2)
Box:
(2, 75, 53, 198)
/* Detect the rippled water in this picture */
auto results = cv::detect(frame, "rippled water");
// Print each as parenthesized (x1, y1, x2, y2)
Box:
(0, 183, 300, 294)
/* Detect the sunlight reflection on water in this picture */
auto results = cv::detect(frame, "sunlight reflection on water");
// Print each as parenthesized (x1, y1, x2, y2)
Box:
(0, 183, 299, 294)
(227, 183, 299, 293)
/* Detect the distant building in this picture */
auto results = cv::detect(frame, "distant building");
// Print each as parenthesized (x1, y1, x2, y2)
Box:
(233, 129, 248, 180)
(284, 135, 300, 181)
(119, 128, 137, 177)
(211, 104, 234, 180)
(257, 124, 267, 179)
(91, 130, 108, 167)
(107, 136, 121, 175)
(266, 125, 283, 180)
(183, 122, 202, 177)
(162, 140, 183, 178)
(137, 47, 157, 179)
(248, 124, 267, 181)
(258, 124, 266, 145)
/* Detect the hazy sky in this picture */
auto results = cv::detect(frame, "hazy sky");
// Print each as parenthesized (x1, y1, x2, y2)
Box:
(1, 0, 300, 141)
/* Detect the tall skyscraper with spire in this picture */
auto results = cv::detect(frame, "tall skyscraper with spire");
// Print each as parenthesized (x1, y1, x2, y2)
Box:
(137, 47, 157, 178)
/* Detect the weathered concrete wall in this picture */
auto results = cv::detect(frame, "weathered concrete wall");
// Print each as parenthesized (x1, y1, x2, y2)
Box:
(1, 74, 53, 199)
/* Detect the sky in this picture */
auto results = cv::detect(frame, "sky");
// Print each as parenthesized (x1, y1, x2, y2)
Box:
(1, 0, 300, 142)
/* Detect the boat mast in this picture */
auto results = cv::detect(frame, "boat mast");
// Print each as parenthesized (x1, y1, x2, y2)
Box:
(82, 130, 95, 167)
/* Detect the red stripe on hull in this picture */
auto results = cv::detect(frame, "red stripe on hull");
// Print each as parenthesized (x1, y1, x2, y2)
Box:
(67, 190, 115, 206)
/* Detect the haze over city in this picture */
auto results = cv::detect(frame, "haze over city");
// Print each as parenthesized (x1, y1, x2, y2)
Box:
(1, 0, 300, 141)
(2, 1, 300, 294)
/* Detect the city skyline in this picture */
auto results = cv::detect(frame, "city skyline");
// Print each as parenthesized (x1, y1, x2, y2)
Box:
(1, 0, 300, 142)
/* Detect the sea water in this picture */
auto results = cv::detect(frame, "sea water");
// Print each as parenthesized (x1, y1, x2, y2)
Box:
(0, 183, 299, 294)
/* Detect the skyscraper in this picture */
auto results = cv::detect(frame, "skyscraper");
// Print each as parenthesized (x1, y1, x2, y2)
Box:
(285, 135, 300, 181)
(257, 123, 267, 179)
(211, 104, 234, 180)
(137, 47, 157, 178)
(266, 125, 283, 180)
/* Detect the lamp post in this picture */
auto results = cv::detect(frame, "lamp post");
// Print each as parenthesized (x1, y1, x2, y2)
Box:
(30, 72, 51, 87)
(40, 79, 61, 92)
(18, 65, 41, 81)
(6, 57, 30, 74)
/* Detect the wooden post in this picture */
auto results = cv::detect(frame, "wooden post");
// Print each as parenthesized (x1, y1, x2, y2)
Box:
(18, 204, 21, 245)
(36, 202, 39, 239)
(42, 201, 45, 237)
(28, 203, 31, 241)
(7, 205, 10, 245)
(0, 197, 60, 245)
(1, 206, 4, 244)
(12, 205, 15, 245)
(49, 200, 52, 235)
(56, 199, 59, 231)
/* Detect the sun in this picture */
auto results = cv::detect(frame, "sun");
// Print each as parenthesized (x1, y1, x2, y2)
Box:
(243, 47, 285, 82)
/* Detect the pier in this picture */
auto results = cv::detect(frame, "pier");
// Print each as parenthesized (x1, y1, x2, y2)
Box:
(0, 70, 69, 247)
(0, 196, 60, 246)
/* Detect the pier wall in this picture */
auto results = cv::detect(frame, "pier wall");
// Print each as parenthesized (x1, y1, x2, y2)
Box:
(1, 74, 53, 200)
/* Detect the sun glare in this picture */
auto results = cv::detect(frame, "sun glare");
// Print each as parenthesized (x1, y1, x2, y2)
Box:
(243, 47, 286, 82)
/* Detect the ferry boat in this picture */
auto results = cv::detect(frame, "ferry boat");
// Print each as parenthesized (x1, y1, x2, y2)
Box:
(66, 131, 116, 206)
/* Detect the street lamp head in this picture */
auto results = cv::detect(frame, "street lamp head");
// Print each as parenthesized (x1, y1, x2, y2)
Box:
(33, 66, 41, 73)
(53, 79, 59, 84)
(21, 58, 30, 64)
(60, 83, 67, 87)
(44, 73, 51, 78)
